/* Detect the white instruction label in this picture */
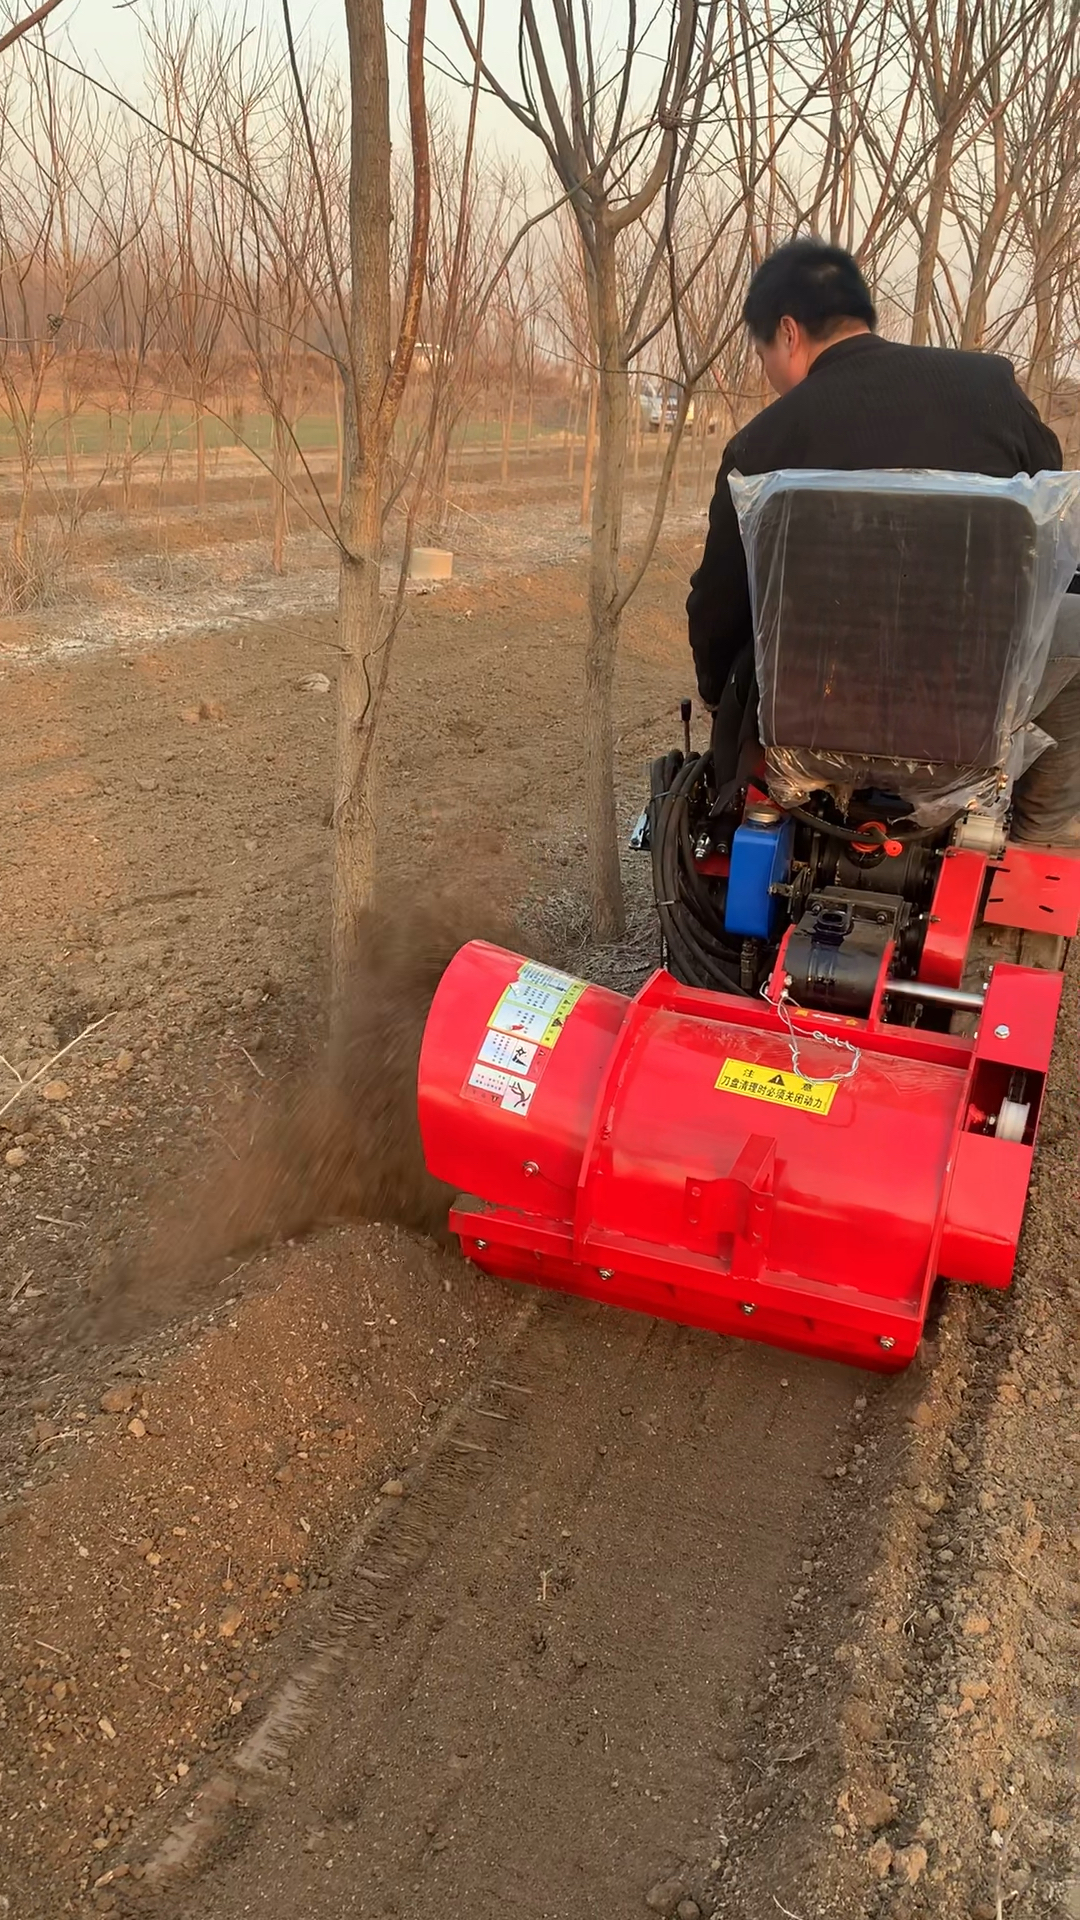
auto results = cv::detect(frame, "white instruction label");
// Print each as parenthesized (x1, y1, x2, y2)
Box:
(517, 961, 579, 993)
(462, 961, 587, 1118)
(467, 1063, 538, 1115)
(489, 977, 587, 1049)
(488, 993, 560, 1044)
(478, 1029, 539, 1075)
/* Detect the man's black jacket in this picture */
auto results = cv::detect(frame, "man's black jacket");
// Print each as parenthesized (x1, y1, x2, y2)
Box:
(687, 332, 1064, 707)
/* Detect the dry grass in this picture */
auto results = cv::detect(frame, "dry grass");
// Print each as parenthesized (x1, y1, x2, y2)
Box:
(0, 527, 71, 615)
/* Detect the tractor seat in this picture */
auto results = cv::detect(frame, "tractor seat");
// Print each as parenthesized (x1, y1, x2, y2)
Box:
(734, 471, 1056, 819)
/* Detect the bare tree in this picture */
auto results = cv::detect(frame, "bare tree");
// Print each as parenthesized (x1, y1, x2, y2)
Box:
(448, 0, 730, 937)
(447, 0, 871, 935)
(404, 107, 516, 537)
(330, 0, 430, 988)
(146, 14, 231, 510)
(94, 134, 168, 506)
(896, 0, 1056, 346)
(217, 58, 339, 572)
(1013, 44, 1080, 419)
(0, 51, 104, 569)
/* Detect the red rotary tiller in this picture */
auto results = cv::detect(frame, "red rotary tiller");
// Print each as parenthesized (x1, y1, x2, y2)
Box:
(418, 470, 1080, 1371)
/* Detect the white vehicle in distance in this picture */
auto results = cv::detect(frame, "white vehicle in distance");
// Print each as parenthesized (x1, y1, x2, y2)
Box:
(639, 379, 697, 432)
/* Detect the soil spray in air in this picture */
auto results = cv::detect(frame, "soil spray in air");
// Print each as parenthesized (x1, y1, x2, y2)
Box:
(90, 894, 522, 1333)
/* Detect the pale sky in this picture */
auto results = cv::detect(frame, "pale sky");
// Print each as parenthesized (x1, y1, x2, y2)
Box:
(39, 0, 553, 157)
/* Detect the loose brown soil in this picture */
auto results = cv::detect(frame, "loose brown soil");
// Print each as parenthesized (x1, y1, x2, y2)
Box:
(1, 474, 1077, 1920)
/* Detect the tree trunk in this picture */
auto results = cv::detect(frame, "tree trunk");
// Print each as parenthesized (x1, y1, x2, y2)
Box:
(500, 360, 516, 487)
(910, 131, 955, 347)
(961, 226, 1002, 350)
(195, 406, 206, 508)
(584, 237, 627, 940)
(566, 367, 581, 480)
(62, 374, 76, 486)
(443, 414, 458, 495)
(957, 113, 1014, 353)
(1027, 250, 1058, 422)
(696, 407, 709, 500)
(13, 444, 31, 565)
(331, 0, 395, 1001)
(431, 399, 453, 532)
(333, 368, 344, 507)
(579, 378, 597, 525)
(122, 405, 135, 510)
(961, 142, 1016, 350)
(332, 429, 383, 986)
(272, 410, 289, 574)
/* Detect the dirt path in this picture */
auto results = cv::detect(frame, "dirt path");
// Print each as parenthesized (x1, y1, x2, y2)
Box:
(0, 450, 710, 668)
(137, 1302, 861, 1920)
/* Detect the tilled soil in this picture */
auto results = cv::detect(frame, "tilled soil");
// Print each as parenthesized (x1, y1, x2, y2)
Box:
(133, 1302, 861, 1920)
(1, 505, 1078, 1920)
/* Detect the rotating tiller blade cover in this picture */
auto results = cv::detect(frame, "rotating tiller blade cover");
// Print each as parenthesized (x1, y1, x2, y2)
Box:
(417, 937, 1063, 1372)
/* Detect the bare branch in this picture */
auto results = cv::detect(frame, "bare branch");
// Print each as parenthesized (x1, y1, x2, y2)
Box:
(381, 0, 431, 426)
(0, 0, 64, 56)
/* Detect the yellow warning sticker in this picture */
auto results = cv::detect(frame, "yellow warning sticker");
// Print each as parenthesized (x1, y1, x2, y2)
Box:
(716, 1057, 839, 1117)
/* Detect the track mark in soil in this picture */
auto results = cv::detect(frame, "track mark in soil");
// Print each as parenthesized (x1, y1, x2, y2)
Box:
(137, 1299, 861, 1920)
(129, 1300, 547, 1894)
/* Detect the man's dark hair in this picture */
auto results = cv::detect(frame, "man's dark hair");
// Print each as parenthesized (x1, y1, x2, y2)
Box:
(742, 239, 877, 344)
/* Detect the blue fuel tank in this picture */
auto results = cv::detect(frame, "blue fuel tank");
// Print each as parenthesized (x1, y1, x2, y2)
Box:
(724, 805, 794, 940)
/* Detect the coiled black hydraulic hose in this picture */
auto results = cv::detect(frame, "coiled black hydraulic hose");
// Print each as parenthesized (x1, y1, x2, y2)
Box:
(650, 751, 750, 994)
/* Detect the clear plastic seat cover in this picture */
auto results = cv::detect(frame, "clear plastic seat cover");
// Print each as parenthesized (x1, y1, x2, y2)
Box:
(730, 468, 1080, 824)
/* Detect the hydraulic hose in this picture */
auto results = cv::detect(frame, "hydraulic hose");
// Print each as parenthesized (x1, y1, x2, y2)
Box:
(782, 803, 947, 847)
(649, 761, 951, 992)
(650, 751, 750, 995)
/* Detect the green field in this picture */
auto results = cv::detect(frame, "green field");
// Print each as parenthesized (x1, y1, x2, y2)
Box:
(0, 408, 340, 462)
(0, 405, 565, 468)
